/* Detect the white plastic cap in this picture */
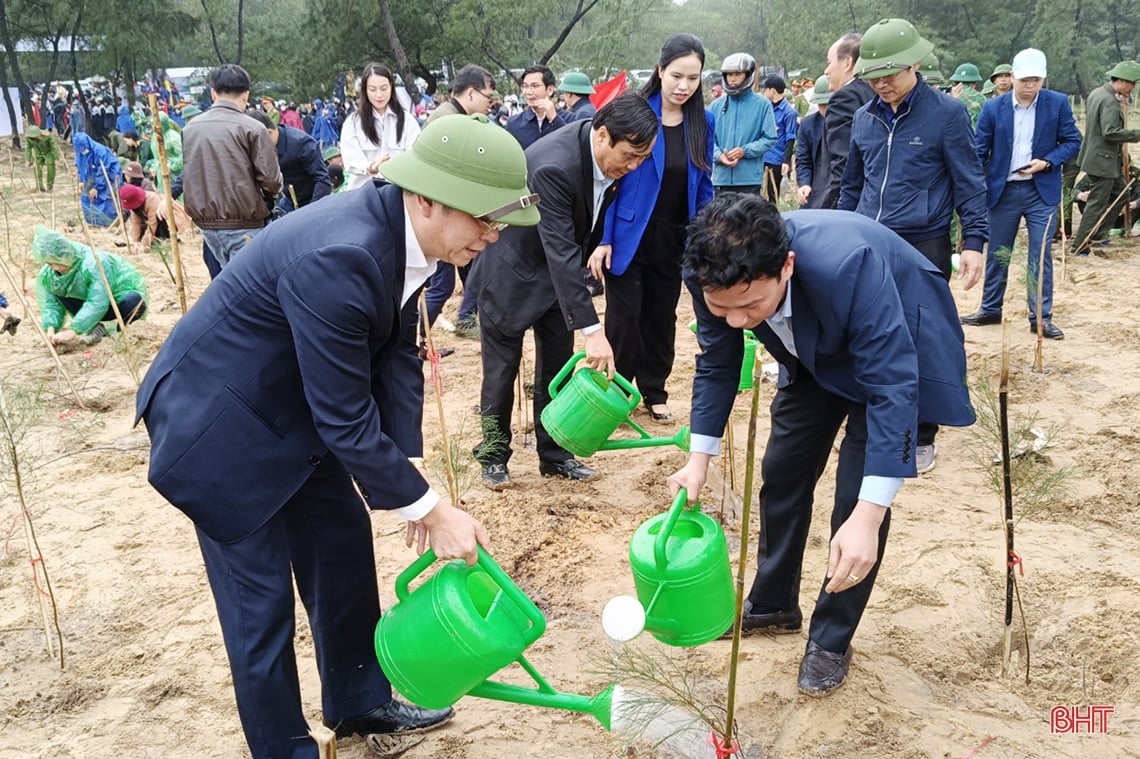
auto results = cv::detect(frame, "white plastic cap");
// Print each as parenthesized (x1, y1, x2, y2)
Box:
(1012, 48, 1047, 80)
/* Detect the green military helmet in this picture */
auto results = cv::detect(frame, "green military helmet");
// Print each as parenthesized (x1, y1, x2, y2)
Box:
(321, 146, 341, 162)
(854, 18, 934, 79)
(182, 105, 202, 120)
(558, 71, 595, 96)
(810, 75, 832, 105)
(982, 80, 995, 96)
(950, 63, 983, 83)
(920, 51, 945, 85)
(989, 63, 1013, 82)
(382, 113, 539, 226)
(25, 124, 42, 139)
(1107, 60, 1140, 83)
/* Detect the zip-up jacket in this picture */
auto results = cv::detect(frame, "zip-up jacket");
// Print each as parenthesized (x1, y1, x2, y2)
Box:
(710, 90, 777, 187)
(838, 76, 988, 252)
(763, 97, 798, 167)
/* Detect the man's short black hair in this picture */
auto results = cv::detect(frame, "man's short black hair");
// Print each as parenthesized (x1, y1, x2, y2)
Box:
(763, 75, 786, 93)
(211, 63, 252, 95)
(123, 130, 139, 140)
(246, 109, 275, 130)
(522, 64, 555, 87)
(683, 193, 790, 288)
(451, 64, 494, 96)
(592, 91, 658, 148)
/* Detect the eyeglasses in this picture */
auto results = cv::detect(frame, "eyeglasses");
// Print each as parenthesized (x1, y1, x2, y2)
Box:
(471, 89, 496, 100)
(477, 217, 509, 233)
(520, 83, 548, 91)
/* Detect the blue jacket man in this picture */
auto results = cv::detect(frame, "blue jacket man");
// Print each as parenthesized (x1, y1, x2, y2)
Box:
(710, 54, 777, 193)
(274, 122, 333, 211)
(135, 114, 537, 759)
(962, 48, 1081, 338)
(600, 92, 715, 275)
(760, 76, 800, 201)
(669, 196, 973, 698)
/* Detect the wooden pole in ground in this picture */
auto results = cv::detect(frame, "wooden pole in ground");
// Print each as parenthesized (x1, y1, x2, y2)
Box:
(1033, 214, 1053, 373)
(148, 94, 187, 314)
(999, 320, 1015, 676)
(418, 291, 458, 504)
(1122, 100, 1132, 236)
(75, 213, 142, 387)
(720, 364, 763, 756)
(1058, 199, 1068, 286)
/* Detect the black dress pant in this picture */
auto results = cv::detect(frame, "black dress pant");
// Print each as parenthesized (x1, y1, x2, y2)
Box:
(476, 304, 575, 466)
(603, 217, 685, 407)
(748, 370, 891, 654)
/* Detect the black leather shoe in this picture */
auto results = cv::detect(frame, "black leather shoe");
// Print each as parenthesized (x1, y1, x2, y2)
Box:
(960, 310, 1001, 326)
(718, 602, 802, 639)
(1029, 320, 1064, 340)
(482, 463, 511, 489)
(539, 458, 595, 480)
(323, 699, 454, 738)
(2, 315, 19, 336)
(797, 640, 853, 697)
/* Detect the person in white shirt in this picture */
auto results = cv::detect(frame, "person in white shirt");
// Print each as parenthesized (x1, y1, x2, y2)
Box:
(340, 62, 422, 191)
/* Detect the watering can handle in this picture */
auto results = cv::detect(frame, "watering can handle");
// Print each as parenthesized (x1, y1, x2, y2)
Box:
(654, 490, 700, 571)
(394, 547, 548, 646)
(547, 350, 588, 400)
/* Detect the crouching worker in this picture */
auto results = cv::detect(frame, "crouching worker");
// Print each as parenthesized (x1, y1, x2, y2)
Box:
(668, 195, 975, 696)
(32, 225, 147, 348)
(134, 114, 538, 759)
(119, 183, 194, 253)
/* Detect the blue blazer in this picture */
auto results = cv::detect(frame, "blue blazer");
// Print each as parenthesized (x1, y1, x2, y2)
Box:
(601, 92, 714, 275)
(136, 182, 427, 543)
(686, 210, 975, 479)
(975, 90, 1082, 208)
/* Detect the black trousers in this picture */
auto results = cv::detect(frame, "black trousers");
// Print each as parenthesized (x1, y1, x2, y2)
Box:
(900, 231, 952, 446)
(603, 218, 684, 407)
(196, 455, 392, 759)
(476, 305, 575, 466)
(748, 370, 891, 654)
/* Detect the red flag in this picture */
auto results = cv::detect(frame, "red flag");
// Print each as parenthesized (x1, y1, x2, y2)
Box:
(590, 72, 628, 110)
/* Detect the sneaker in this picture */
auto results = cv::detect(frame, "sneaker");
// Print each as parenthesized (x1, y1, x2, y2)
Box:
(80, 323, 108, 346)
(2, 315, 19, 336)
(481, 463, 511, 489)
(915, 444, 936, 474)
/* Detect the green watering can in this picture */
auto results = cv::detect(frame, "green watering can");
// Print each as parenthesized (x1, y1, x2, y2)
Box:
(628, 491, 735, 646)
(688, 320, 761, 392)
(540, 351, 690, 458)
(374, 547, 615, 728)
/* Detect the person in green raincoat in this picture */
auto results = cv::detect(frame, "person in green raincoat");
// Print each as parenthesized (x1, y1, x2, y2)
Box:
(146, 112, 183, 192)
(32, 225, 148, 347)
(24, 125, 59, 192)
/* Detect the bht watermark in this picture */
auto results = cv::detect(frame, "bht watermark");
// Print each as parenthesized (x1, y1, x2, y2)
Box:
(1050, 705, 1114, 734)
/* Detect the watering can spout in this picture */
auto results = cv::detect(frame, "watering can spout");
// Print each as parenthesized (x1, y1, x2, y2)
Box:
(469, 680, 615, 730)
(597, 425, 690, 453)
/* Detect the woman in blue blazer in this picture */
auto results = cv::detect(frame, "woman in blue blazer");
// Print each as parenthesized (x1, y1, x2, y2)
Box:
(588, 33, 715, 421)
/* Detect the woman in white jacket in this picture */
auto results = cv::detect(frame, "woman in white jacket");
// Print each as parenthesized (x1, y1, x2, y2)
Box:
(340, 62, 421, 191)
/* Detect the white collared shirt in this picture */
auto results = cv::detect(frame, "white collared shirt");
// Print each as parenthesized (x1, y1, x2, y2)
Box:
(1007, 93, 1039, 181)
(580, 133, 613, 336)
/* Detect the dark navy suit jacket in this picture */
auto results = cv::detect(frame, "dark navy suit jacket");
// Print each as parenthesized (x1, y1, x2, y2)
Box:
(136, 182, 426, 543)
(975, 89, 1082, 208)
(600, 92, 715, 275)
(687, 210, 975, 479)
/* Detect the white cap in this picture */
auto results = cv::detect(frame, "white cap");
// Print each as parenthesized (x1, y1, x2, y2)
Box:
(1012, 48, 1047, 80)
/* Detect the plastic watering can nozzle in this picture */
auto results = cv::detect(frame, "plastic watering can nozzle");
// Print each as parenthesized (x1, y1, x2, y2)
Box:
(469, 677, 616, 730)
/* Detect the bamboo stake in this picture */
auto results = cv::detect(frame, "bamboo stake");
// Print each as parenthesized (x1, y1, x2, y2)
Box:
(148, 94, 187, 314)
(418, 290, 458, 504)
(1032, 214, 1053, 373)
(998, 320, 1015, 677)
(0, 250, 88, 409)
(1058, 198, 1067, 286)
(75, 209, 142, 387)
(1122, 100, 1132, 236)
(721, 363, 763, 756)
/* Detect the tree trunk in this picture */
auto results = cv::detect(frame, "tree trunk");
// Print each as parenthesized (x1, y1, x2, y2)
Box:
(538, 0, 602, 64)
(0, 0, 34, 124)
(235, 0, 245, 66)
(376, 0, 420, 100)
(0, 58, 21, 148)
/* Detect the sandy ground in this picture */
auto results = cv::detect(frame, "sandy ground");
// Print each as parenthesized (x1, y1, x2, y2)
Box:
(1, 143, 1138, 759)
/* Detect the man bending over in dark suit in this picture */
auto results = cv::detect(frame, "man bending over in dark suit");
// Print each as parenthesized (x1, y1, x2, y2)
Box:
(668, 195, 975, 696)
(472, 92, 658, 488)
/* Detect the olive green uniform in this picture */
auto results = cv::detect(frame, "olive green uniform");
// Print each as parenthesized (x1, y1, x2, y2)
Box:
(24, 128, 60, 192)
(1073, 82, 1140, 253)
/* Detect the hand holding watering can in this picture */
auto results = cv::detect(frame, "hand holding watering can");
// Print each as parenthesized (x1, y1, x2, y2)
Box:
(404, 495, 489, 567)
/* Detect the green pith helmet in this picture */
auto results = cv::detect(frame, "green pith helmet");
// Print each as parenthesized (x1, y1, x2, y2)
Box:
(920, 51, 945, 85)
(982, 80, 995, 95)
(950, 63, 983, 83)
(182, 105, 202, 120)
(854, 18, 935, 79)
(25, 124, 42, 138)
(989, 63, 1013, 82)
(810, 75, 832, 104)
(382, 113, 539, 226)
(558, 71, 595, 95)
(322, 146, 341, 162)
(1107, 60, 1140, 83)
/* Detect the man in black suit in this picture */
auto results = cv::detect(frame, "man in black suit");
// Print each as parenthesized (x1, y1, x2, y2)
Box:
(813, 32, 876, 209)
(472, 92, 658, 488)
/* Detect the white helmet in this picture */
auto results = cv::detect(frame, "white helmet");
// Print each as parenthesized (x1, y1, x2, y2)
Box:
(721, 53, 757, 95)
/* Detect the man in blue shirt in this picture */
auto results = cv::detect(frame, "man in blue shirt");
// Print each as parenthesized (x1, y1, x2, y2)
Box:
(506, 65, 574, 149)
(761, 75, 799, 203)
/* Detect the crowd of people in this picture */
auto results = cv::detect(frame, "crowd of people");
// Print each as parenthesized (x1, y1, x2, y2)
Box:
(6, 22, 1140, 759)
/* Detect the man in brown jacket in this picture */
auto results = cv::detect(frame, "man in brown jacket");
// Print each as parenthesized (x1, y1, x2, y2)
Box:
(182, 63, 282, 269)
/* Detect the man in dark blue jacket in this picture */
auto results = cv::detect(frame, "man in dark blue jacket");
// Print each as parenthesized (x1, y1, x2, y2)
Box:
(249, 109, 333, 212)
(961, 49, 1081, 339)
(136, 115, 538, 759)
(838, 17, 988, 474)
(670, 194, 974, 697)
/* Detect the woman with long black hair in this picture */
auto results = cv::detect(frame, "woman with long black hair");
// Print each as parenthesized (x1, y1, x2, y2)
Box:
(587, 33, 715, 422)
(340, 63, 421, 191)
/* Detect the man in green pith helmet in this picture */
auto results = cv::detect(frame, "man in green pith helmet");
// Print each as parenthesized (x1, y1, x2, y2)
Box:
(918, 51, 945, 89)
(136, 113, 536, 759)
(23, 125, 59, 192)
(989, 63, 1013, 96)
(1072, 60, 1140, 255)
(950, 62, 986, 127)
(558, 71, 597, 120)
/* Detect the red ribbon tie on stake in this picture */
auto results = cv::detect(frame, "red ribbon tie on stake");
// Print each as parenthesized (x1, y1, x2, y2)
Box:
(707, 731, 740, 759)
(1007, 551, 1024, 576)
